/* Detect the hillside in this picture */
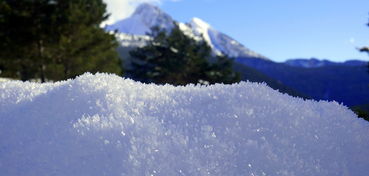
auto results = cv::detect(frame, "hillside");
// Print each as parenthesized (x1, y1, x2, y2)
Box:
(236, 57, 369, 106)
(284, 58, 367, 68)
(1, 73, 368, 175)
(232, 63, 309, 98)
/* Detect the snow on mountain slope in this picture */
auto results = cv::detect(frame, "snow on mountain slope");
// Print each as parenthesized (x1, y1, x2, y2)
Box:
(115, 33, 150, 47)
(105, 3, 174, 35)
(1, 73, 368, 175)
(188, 18, 213, 48)
(188, 17, 267, 58)
(106, 3, 267, 59)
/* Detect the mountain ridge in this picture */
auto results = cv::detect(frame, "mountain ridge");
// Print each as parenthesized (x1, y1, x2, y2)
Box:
(105, 3, 267, 59)
(284, 58, 368, 68)
(106, 3, 369, 106)
(237, 57, 369, 106)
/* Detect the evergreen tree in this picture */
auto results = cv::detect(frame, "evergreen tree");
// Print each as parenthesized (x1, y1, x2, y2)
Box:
(0, 0, 49, 81)
(46, 0, 122, 80)
(0, 0, 122, 82)
(128, 24, 239, 85)
(205, 55, 241, 84)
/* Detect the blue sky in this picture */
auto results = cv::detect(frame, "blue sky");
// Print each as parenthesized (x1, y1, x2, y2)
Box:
(105, 0, 369, 62)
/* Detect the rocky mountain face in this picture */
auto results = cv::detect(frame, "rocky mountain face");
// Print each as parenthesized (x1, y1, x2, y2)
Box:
(105, 3, 267, 59)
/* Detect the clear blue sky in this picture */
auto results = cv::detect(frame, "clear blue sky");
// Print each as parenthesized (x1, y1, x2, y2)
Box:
(156, 0, 369, 62)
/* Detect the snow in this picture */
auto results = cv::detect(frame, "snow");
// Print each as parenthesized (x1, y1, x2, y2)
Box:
(105, 3, 174, 35)
(1, 73, 368, 176)
(105, 3, 268, 59)
(0, 78, 11, 82)
(115, 33, 151, 47)
(189, 18, 214, 49)
(187, 17, 267, 59)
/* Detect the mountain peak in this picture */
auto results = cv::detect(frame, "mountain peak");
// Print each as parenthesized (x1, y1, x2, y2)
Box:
(132, 3, 162, 17)
(105, 3, 174, 35)
(190, 17, 211, 30)
(106, 4, 268, 59)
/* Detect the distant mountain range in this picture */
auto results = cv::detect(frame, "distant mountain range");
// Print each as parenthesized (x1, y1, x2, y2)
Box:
(284, 58, 367, 68)
(237, 57, 369, 106)
(106, 3, 369, 107)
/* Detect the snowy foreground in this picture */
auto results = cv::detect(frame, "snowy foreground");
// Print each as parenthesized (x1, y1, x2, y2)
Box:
(0, 73, 368, 176)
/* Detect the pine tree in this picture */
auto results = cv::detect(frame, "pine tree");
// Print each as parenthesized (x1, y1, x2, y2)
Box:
(205, 55, 241, 84)
(0, 0, 48, 81)
(46, 0, 122, 80)
(128, 24, 240, 85)
(0, 0, 122, 82)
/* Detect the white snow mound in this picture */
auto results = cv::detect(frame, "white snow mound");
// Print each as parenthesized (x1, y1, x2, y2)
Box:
(0, 73, 368, 176)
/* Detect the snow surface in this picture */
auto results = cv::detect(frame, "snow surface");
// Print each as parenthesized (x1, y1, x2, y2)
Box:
(1, 73, 368, 176)
(0, 78, 11, 82)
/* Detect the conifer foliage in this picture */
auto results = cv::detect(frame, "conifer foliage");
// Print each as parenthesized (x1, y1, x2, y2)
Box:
(128, 24, 240, 85)
(0, 0, 122, 82)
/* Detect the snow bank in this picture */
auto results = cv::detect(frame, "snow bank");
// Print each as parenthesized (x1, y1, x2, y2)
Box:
(0, 73, 368, 176)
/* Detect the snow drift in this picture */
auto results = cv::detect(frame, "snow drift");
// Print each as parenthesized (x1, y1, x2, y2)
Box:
(0, 73, 368, 176)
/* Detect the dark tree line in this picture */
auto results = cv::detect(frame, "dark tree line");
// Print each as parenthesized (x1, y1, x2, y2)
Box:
(0, 1, 240, 85)
(0, 0, 122, 82)
(128, 25, 240, 85)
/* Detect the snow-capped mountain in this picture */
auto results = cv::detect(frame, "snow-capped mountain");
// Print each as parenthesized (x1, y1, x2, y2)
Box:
(105, 3, 267, 59)
(186, 18, 266, 58)
(105, 3, 174, 35)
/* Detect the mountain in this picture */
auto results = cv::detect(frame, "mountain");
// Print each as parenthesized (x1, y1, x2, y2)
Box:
(106, 3, 369, 106)
(105, 3, 174, 35)
(232, 62, 309, 98)
(182, 17, 268, 58)
(107, 3, 305, 98)
(236, 57, 369, 106)
(105, 3, 267, 59)
(285, 58, 368, 68)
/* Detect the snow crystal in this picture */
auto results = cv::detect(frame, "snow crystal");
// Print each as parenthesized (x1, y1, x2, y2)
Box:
(0, 73, 368, 176)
